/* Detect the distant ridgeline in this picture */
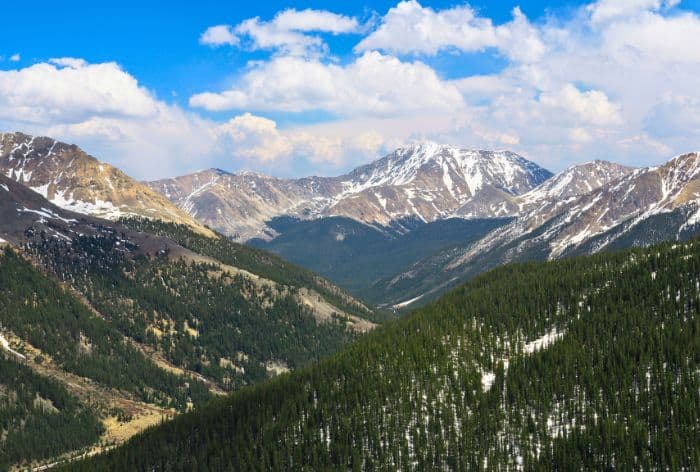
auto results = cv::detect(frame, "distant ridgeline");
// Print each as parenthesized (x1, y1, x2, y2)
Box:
(64, 238, 700, 471)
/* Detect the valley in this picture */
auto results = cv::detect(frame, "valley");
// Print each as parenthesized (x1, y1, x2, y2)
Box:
(3, 1, 699, 469)
(1, 135, 699, 471)
(0, 170, 375, 470)
(62, 239, 700, 471)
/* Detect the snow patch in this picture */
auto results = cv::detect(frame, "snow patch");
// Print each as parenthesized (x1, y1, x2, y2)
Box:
(392, 293, 425, 309)
(18, 207, 77, 224)
(0, 333, 25, 360)
(523, 328, 565, 354)
(481, 371, 496, 392)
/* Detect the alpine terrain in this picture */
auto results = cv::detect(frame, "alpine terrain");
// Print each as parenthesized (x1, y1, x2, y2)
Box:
(64, 238, 700, 471)
(0, 132, 213, 236)
(376, 152, 700, 309)
(0, 167, 376, 470)
(149, 143, 552, 241)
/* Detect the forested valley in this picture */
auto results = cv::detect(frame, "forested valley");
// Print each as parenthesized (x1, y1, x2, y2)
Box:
(64, 238, 700, 470)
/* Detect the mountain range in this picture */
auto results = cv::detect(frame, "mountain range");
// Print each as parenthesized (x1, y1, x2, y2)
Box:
(168, 144, 697, 308)
(148, 143, 552, 240)
(5, 132, 700, 310)
(2, 130, 700, 470)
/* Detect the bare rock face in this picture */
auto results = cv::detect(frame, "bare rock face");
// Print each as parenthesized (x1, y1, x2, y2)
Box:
(0, 132, 213, 236)
(149, 143, 552, 240)
(449, 153, 700, 270)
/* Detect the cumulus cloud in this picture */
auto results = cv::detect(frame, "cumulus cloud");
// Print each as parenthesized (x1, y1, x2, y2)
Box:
(200, 25, 239, 46)
(48, 57, 88, 68)
(538, 84, 622, 126)
(9, 54, 20, 62)
(587, 0, 679, 24)
(190, 51, 464, 116)
(355, 1, 545, 63)
(0, 59, 215, 179)
(215, 112, 385, 168)
(200, 8, 360, 57)
(0, 61, 160, 125)
(600, 11, 700, 63)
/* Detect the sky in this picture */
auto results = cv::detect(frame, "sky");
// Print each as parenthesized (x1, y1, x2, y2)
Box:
(1, 0, 700, 179)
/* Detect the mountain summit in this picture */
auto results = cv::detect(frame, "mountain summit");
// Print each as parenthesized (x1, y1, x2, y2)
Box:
(0, 132, 213, 236)
(150, 143, 552, 240)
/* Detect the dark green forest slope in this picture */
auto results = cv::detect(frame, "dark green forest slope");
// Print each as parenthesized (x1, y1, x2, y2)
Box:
(0, 248, 208, 471)
(119, 217, 381, 322)
(66, 239, 700, 470)
(1, 171, 379, 470)
(249, 216, 510, 306)
(0, 354, 103, 471)
(22, 222, 371, 392)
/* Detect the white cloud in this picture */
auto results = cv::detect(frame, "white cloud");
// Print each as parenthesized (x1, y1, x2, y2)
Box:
(0, 61, 159, 125)
(214, 113, 386, 171)
(0, 59, 215, 179)
(9, 54, 20, 62)
(201, 8, 359, 57)
(215, 113, 293, 162)
(538, 84, 622, 126)
(272, 8, 360, 34)
(587, 0, 679, 24)
(601, 11, 700, 63)
(188, 0, 700, 173)
(190, 51, 464, 116)
(200, 25, 239, 47)
(355, 1, 545, 63)
(49, 57, 88, 68)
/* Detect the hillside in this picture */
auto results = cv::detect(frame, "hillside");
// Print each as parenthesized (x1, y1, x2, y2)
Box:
(362, 154, 700, 308)
(0, 175, 377, 470)
(250, 216, 511, 305)
(251, 160, 633, 308)
(63, 238, 700, 471)
(0, 132, 213, 237)
(149, 144, 551, 240)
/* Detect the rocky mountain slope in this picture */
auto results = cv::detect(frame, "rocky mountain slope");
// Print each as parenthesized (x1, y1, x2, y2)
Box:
(0, 174, 376, 470)
(377, 153, 700, 308)
(249, 160, 633, 307)
(65, 238, 700, 470)
(452, 152, 700, 267)
(0, 132, 213, 236)
(149, 143, 552, 240)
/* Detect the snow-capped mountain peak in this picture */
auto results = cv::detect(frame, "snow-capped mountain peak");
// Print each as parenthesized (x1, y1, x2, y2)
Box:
(0, 131, 213, 236)
(150, 144, 552, 240)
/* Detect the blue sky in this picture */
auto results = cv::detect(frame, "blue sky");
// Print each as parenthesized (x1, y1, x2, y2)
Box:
(1, 0, 577, 108)
(1, 0, 700, 178)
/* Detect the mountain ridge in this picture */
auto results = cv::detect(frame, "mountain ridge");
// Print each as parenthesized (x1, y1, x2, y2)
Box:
(0, 131, 214, 237)
(149, 143, 552, 240)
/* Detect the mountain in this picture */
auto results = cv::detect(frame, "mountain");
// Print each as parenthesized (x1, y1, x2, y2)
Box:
(148, 143, 552, 240)
(322, 144, 551, 224)
(375, 153, 700, 309)
(249, 160, 633, 308)
(451, 152, 700, 267)
(0, 132, 213, 236)
(149, 168, 339, 241)
(514, 160, 634, 215)
(63, 238, 700, 471)
(0, 174, 376, 470)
